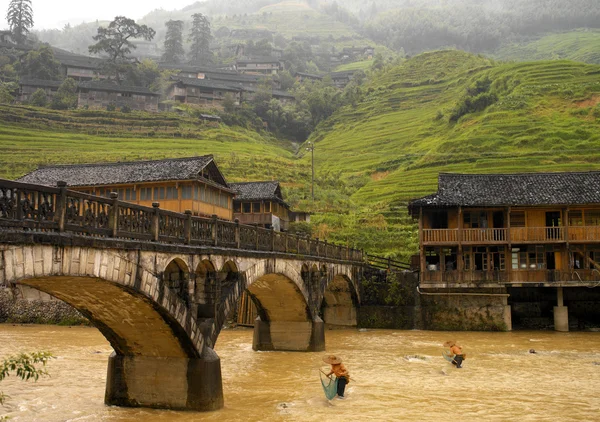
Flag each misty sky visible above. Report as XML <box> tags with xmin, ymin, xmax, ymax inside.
<box><xmin>1</xmin><ymin>0</ymin><xmax>194</xmax><ymax>29</ymax></box>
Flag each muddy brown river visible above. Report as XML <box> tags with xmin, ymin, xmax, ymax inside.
<box><xmin>1</xmin><ymin>325</ymin><xmax>599</xmax><ymax>421</ymax></box>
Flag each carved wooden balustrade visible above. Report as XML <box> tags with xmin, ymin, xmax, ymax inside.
<box><xmin>0</xmin><ymin>179</ymin><xmax>363</xmax><ymax>262</ymax></box>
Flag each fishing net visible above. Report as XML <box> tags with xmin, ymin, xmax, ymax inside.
<box><xmin>320</xmin><ymin>371</ymin><xmax>338</xmax><ymax>400</ymax></box>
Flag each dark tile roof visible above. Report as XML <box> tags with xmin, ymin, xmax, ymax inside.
<box><xmin>173</xmin><ymin>78</ymin><xmax>242</xmax><ymax>91</ymax></box>
<box><xmin>242</xmin><ymin>86</ymin><xmax>294</xmax><ymax>99</ymax></box>
<box><xmin>205</xmin><ymin>72</ymin><xmax>265</xmax><ymax>83</ymax></box>
<box><xmin>236</xmin><ymin>57</ymin><xmax>282</xmax><ymax>65</ymax></box>
<box><xmin>17</xmin><ymin>156</ymin><xmax>231</xmax><ymax>188</ymax></box>
<box><xmin>78</xmin><ymin>81</ymin><xmax>160</xmax><ymax>96</ymax></box>
<box><xmin>19</xmin><ymin>78</ymin><xmax>63</xmax><ymax>88</ymax></box>
<box><xmin>230</xmin><ymin>181</ymin><xmax>288</xmax><ymax>206</ymax></box>
<box><xmin>52</xmin><ymin>50</ymin><xmax>105</xmax><ymax>69</ymax></box>
<box><xmin>158</xmin><ymin>63</ymin><xmax>237</xmax><ymax>74</ymax></box>
<box><xmin>409</xmin><ymin>172</ymin><xmax>600</xmax><ymax>211</ymax></box>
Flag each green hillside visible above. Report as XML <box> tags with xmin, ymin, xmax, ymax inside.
<box><xmin>303</xmin><ymin>50</ymin><xmax>600</xmax><ymax>257</ymax></box>
<box><xmin>2</xmin><ymin>51</ymin><xmax>600</xmax><ymax>260</ymax></box>
<box><xmin>494</xmin><ymin>30</ymin><xmax>600</xmax><ymax>64</ymax></box>
<box><xmin>0</xmin><ymin>106</ymin><xmax>303</xmax><ymax>184</ymax></box>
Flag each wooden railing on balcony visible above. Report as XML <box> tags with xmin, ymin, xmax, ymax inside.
<box><xmin>462</xmin><ymin>228</ymin><xmax>507</xmax><ymax>243</ymax></box>
<box><xmin>568</xmin><ymin>226</ymin><xmax>600</xmax><ymax>242</ymax></box>
<box><xmin>423</xmin><ymin>226</ymin><xmax>573</xmax><ymax>244</ymax></box>
<box><xmin>421</xmin><ymin>269</ymin><xmax>600</xmax><ymax>284</ymax></box>
<box><xmin>0</xmin><ymin>179</ymin><xmax>363</xmax><ymax>263</ymax></box>
<box><xmin>422</xmin><ymin>229</ymin><xmax>458</xmax><ymax>243</ymax></box>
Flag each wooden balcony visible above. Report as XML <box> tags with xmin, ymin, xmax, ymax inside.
<box><xmin>420</xmin><ymin>226</ymin><xmax>600</xmax><ymax>245</ymax></box>
<box><xmin>421</xmin><ymin>269</ymin><xmax>600</xmax><ymax>285</ymax></box>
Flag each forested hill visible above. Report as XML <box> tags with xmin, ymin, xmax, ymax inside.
<box><xmin>304</xmin><ymin>50</ymin><xmax>600</xmax><ymax>258</ymax></box>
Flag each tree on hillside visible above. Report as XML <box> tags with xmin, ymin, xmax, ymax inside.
<box><xmin>188</xmin><ymin>13</ymin><xmax>212</xmax><ymax>65</ymax></box>
<box><xmin>6</xmin><ymin>0</ymin><xmax>34</xmax><ymax>45</ymax></box>
<box><xmin>19</xmin><ymin>45</ymin><xmax>61</xmax><ymax>80</ymax></box>
<box><xmin>51</xmin><ymin>77</ymin><xmax>77</xmax><ymax>110</ymax></box>
<box><xmin>88</xmin><ymin>16</ymin><xmax>155</xmax><ymax>83</ymax></box>
<box><xmin>162</xmin><ymin>20</ymin><xmax>185</xmax><ymax>64</ymax></box>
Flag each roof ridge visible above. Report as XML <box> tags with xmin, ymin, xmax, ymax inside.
<box><xmin>440</xmin><ymin>171</ymin><xmax>600</xmax><ymax>177</ymax></box>
<box><xmin>37</xmin><ymin>155</ymin><xmax>213</xmax><ymax>169</ymax></box>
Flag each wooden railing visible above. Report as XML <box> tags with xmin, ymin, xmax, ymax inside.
<box><xmin>568</xmin><ymin>226</ymin><xmax>600</xmax><ymax>242</ymax></box>
<box><xmin>462</xmin><ymin>228</ymin><xmax>507</xmax><ymax>243</ymax></box>
<box><xmin>365</xmin><ymin>254</ymin><xmax>412</xmax><ymax>272</ymax></box>
<box><xmin>423</xmin><ymin>226</ymin><xmax>574</xmax><ymax>244</ymax></box>
<box><xmin>0</xmin><ymin>179</ymin><xmax>363</xmax><ymax>262</ymax></box>
<box><xmin>422</xmin><ymin>229</ymin><xmax>458</xmax><ymax>243</ymax></box>
<box><xmin>421</xmin><ymin>269</ymin><xmax>600</xmax><ymax>284</ymax></box>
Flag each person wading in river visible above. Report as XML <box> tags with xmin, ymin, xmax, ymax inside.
<box><xmin>323</xmin><ymin>355</ymin><xmax>350</xmax><ymax>399</ymax></box>
<box><xmin>444</xmin><ymin>340</ymin><xmax>465</xmax><ymax>368</ymax></box>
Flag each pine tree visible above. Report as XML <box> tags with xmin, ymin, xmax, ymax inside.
<box><xmin>188</xmin><ymin>13</ymin><xmax>212</xmax><ymax>65</ymax></box>
<box><xmin>162</xmin><ymin>20</ymin><xmax>185</xmax><ymax>64</ymax></box>
<box><xmin>6</xmin><ymin>0</ymin><xmax>34</xmax><ymax>45</ymax></box>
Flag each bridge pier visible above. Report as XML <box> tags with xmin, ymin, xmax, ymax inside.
<box><xmin>105</xmin><ymin>349</ymin><xmax>224</xmax><ymax>411</ymax></box>
<box><xmin>252</xmin><ymin>316</ymin><xmax>325</xmax><ymax>352</ymax></box>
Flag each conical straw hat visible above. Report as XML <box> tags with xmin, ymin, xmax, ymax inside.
<box><xmin>322</xmin><ymin>355</ymin><xmax>342</xmax><ymax>364</ymax></box>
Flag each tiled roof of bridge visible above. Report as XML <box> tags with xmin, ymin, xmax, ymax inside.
<box><xmin>408</xmin><ymin>172</ymin><xmax>600</xmax><ymax>211</ymax></box>
<box><xmin>229</xmin><ymin>181</ymin><xmax>289</xmax><ymax>206</ymax></box>
<box><xmin>17</xmin><ymin>156</ymin><xmax>231</xmax><ymax>188</ymax></box>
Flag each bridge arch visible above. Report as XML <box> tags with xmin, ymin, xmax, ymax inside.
<box><xmin>211</xmin><ymin>258</ymin><xmax>324</xmax><ymax>351</ymax></box>
<box><xmin>195</xmin><ymin>259</ymin><xmax>216</xmax><ymax>319</ymax></box>
<box><xmin>164</xmin><ymin>257</ymin><xmax>190</xmax><ymax>304</ymax></box>
<box><xmin>0</xmin><ymin>245</ymin><xmax>222</xmax><ymax>411</ymax></box>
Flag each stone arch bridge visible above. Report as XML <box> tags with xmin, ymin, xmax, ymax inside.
<box><xmin>0</xmin><ymin>179</ymin><xmax>364</xmax><ymax>411</ymax></box>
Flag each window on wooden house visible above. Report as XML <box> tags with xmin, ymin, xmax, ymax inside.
<box><xmin>425</xmin><ymin>248</ymin><xmax>440</xmax><ymax>271</ymax></box>
<box><xmin>527</xmin><ymin>246</ymin><xmax>546</xmax><ymax>270</ymax></box>
<box><xmin>200</xmin><ymin>185</ymin><xmax>206</xmax><ymax>202</ymax></box>
<box><xmin>463</xmin><ymin>249</ymin><xmax>472</xmax><ymax>271</ymax></box>
<box><xmin>510</xmin><ymin>211</ymin><xmax>526</xmax><ymax>227</ymax></box>
<box><xmin>442</xmin><ymin>248</ymin><xmax>457</xmax><ymax>271</ymax></box>
<box><xmin>125</xmin><ymin>188</ymin><xmax>136</xmax><ymax>200</ymax></box>
<box><xmin>585</xmin><ymin>210</ymin><xmax>600</xmax><ymax>226</ymax></box>
<box><xmin>568</xmin><ymin>210</ymin><xmax>583</xmax><ymax>226</ymax></box>
<box><xmin>182</xmin><ymin>186</ymin><xmax>192</xmax><ymax>199</ymax></box>
<box><xmin>252</xmin><ymin>202</ymin><xmax>261</xmax><ymax>213</ymax></box>
<box><xmin>489</xmin><ymin>246</ymin><xmax>506</xmax><ymax>271</ymax></box>
<box><xmin>117</xmin><ymin>189</ymin><xmax>124</xmax><ymax>199</ymax></box>
<box><xmin>243</xmin><ymin>202</ymin><xmax>251</xmax><ymax>213</ymax></box>
<box><xmin>473</xmin><ymin>246</ymin><xmax>488</xmax><ymax>271</ymax></box>
<box><xmin>166</xmin><ymin>186</ymin><xmax>178</xmax><ymax>200</ymax></box>
<box><xmin>264</xmin><ymin>202</ymin><xmax>271</xmax><ymax>212</ymax></box>
<box><xmin>234</xmin><ymin>202</ymin><xmax>241</xmax><ymax>213</ymax></box>
<box><xmin>153</xmin><ymin>187</ymin><xmax>165</xmax><ymax>200</ymax></box>
<box><xmin>220</xmin><ymin>194</ymin><xmax>228</xmax><ymax>209</ymax></box>
<box><xmin>430</xmin><ymin>210</ymin><xmax>448</xmax><ymax>229</ymax></box>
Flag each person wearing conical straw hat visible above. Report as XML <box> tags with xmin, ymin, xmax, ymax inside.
<box><xmin>444</xmin><ymin>340</ymin><xmax>465</xmax><ymax>368</ymax></box>
<box><xmin>323</xmin><ymin>355</ymin><xmax>350</xmax><ymax>399</ymax></box>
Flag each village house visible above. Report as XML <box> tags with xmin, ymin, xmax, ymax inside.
<box><xmin>166</xmin><ymin>78</ymin><xmax>242</xmax><ymax>108</ymax></box>
<box><xmin>18</xmin><ymin>78</ymin><xmax>62</xmax><ymax>102</ymax></box>
<box><xmin>290</xmin><ymin>210</ymin><xmax>311</xmax><ymax>224</ymax></box>
<box><xmin>329</xmin><ymin>70</ymin><xmax>356</xmax><ymax>88</ymax></box>
<box><xmin>235</xmin><ymin>57</ymin><xmax>283</xmax><ymax>75</ymax></box>
<box><xmin>229</xmin><ymin>181</ymin><xmax>291</xmax><ymax>231</ymax></box>
<box><xmin>409</xmin><ymin>172</ymin><xmax>600</xmax><ymax>331</ymax></box>
<box><xmin>77</xmin><ymin>81</ymin><xmax>160</xmax><ymax>112</ymax></box>
<box><xmin>17</xmin><ymin>156</ymin><xmax>235</xmax><ymax>220</ymax></box>
<box><xmin>18</xmin><ymin>79</ymin><xmax>160</xmax><ymax>111</ymax></box>
<box><xmin>53</xmin><ymin>51</ymin><xmax>106</xmax><ymax>81</ymax></box>
<box><xmin>294</xmin><ymin>71</ymin><xmax>323</xmax><ymax>83</ymax></box>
